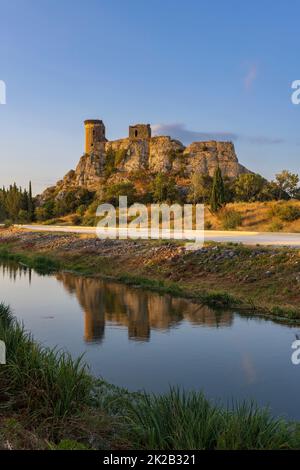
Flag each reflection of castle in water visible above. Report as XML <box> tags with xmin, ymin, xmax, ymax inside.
<box><xmin>55</xmin><ymin>273</ymin><xmax>233</xmax><ymax>343</ymax></box>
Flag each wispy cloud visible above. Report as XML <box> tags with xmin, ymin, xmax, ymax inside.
<box><xmin>244</xmin><ymin>63</ymin><xmax>258</xmax><ymax>90</ymax></box>
<box><xmin>246</xmin><ymin>136</ymin><xmax>284</xmax><ymax>145</ymax></box>
<box><xmin>152</xmin><ymin>123</ymin><xmax>284</xmax><ymax>146</ymax></box>
<box><xmin>152</xmin><ymin>123</ymin><xmax>238</xmax><ymax>144</ymax></box>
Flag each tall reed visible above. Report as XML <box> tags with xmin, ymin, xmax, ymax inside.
<box><xmin>0</xmin><ymin>303</ymin><xmax>92</xmax><ymax>418</ymax></box>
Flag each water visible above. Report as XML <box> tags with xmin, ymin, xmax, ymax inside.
<box><xmin>1</xmin><ymin>261</ymin><xmax>300</xmax><ymax>420</ymax></box>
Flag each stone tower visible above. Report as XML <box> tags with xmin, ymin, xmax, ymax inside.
<box><xmin>84</xmin><ymin>119</ymin><xmax>106</xmax><ymax>154</ymax></box>
<box><xmin>129</xmin><ymin>124</ymin><xmax>151</xmax><ymax>140</ymax></box>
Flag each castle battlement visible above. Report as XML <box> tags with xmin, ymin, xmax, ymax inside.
<box><xmin>41</xmin><ymin>119</ymin><xmax>250</xmax><ymax>196</ymax></box>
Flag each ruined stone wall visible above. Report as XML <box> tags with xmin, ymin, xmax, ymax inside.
<box><xmin>129</xmin><ymin>124</ymin><xmax>151</xmax><ymax>140</ymax></box>
<box><xmin>84</xmin><ymin>120</ymin><xmax>106</xmax><ymax>154</ymax></box>
<box><xmin>43</xmin><ymin>132</ymin><xmax>250</xmax><ymax>195</ymax></box>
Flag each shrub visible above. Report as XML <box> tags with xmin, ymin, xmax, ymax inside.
<box><xmin>219</xmin><ymin>208</ymin><xmax>242</xmax><ymax>230</ymax></box>
<box><xmin>76</xmin><ymin>204</ymin><xmax>86</xmax><ymax>216</ymax></box>
<box><xmin>275</xmin><ymin>204</ymin><xmax>300</xmax><ymax>222</ymax></box>
<box><xmin>35</xmin><ymin>206</ymin><xmax>51</xmax><ymax>221</ymax></box>
<box><xmin>3</xmin><ymin>219</ymin><xmax>13</xmax><ymax>228</ymax></box>
<box><xmin>233</xmin><ymin>173</ymin><xmax>266</xmax><ymax>202</ymax></box>
<box><xmin>70</xmin><ymin>214</ymin><xmax>82</xmax><ymax>225</ymax></box>
<box><xmin>115</xmin><ymin>148</ymin><xmax>127</xmax><ymax>166</ymax></box>
<box><xmin>82</xmin><ymin>215</ymin><xmax>96</xmax><ymax>226</ymax></box>
<box><xmin>151</xmin><ymin>174</ymin><xmax>180</xmax><ymax>203</ymax></box>
<box><xmin>104</xmin><ymin>147</ymin><xmax>117</xmax><ymax>178</ymax></box>
<box><xmin>103</xmin><ymin>182</ymin><xmax>137</xmax><ymax>205</ymax></box>
<box><xmin>17</xmin><ymin>209</ymin><xmax>29</xmax><ymax>223</ymax></box>
<box><xmin>268</xmin><ymin>220</ymin><xmax>283</xmax><ymax>232</ymax></box>
<box><xmin>188</xmin><ymin>174</ymin><xmax>212</xmax><ymax>204</ymax></box>
<box><xmin>204</xmin><ymin>220</ymin><xmax>213</xmax><ymax>230</ymax></box>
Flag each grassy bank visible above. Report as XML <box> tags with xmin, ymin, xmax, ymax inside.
<box><xmin>0</xmin><ymin>247</ymin><xmax>60</xmax><ymax>274</ymax></box>
<box><xmin>1</xmin><ymin>228</ymin><xmax>300</xmax><ymax>319</ymax></box>
<box><xmin>1</xmin><ymin>303</ymin><xmax>300</xmax><ymax>450</ymax></box>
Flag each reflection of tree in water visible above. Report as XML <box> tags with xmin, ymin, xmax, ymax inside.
<box><xmin>55</xmin><ymin>273</ymin><xmax>233</xmax><ymax>343</ymax></box>
<box><xmin>0</xmin><ymin>261</ymin><xmax>32</xmax><ymax>284</ymax></box>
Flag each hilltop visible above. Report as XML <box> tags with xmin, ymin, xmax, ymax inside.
<box><xmin>41</xmin><ymin>120</ymin><xmax>250</xmax><ymax>201</ymax></box>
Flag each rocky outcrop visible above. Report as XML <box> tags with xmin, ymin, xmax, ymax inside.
<box><xmin>42</xmin><ymin>129</ymin><xmax>251</xmax><ymax>197</ymax></box>
<box><xmin>183</xmin><ymin>141</ymin><xmax>249</xmax><ymax>178</ymax></box>
<box><xmin>149</xmin><ymin>136</ymin><xmax>185</xmax><ymax>173</ymax></box>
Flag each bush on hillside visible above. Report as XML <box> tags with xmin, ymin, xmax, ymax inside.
<box><xmin>268</xmin><ymin>220</ymin><xmax>284</xmax><ymax>232</ymax></box>
<box><xmin>103</xmin><ymin>182</ymin><xmax>137</xmax><ymax>205</ymax></box>
<box><xmin>219</xmin><ymin>208</ymin><xmax>242</xmax><ymax>230</ymax></box>
<box><xmin>269</xmin><ymin>203</ymin><xmax>300</xmax><ymax>222</ymax></box>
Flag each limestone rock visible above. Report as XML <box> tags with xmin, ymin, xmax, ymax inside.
<box><xmin>149</xmin><ymin>136</ymin><xmax>184</xmax><ymax>173</ymax></box>
<box><xmin>41</xmin><ymin>123</ymin><xmax>251</xmax><ymax>198</ymax></box>
<box><xmin>183</xmin><ymin>141</ymin><xmax>246</xmax><ymax>178</ymax></box>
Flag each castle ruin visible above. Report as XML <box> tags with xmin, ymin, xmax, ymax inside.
<box><xmin>44</xmin><ymin>119</ymin><xmax>250</xmax><ymax>195</ymax></box>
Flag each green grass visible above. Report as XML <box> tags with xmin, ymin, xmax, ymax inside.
<box><xmin>117</xmin><ymin>274</ymin><xmax>184</xmax><ymax>296</ymax></box>
<box><xmin>96</xmin><ymin>386</ymin><xmax>300</xmax><ymax>450</ymax></box>
<box><xmin>0</xmin><ymin>247</ymin><xmax>60</xmax><ymax>274</ymax></box>
<box><xmin>0</xmin><ymin>303</ymin><xmax>92</xmax><ymax>419</ymax></box>
<box><xmin>134</xmin><ymin>392</ymin><xmax>293</xmax><ymax>449</ymax></box>
<box><xmin>1</xmin><ymin>303</ymin><xmax>300</xmax><ymax>449</ymax></box>
<box><xmin>116</xmin><ymin>274</ymin><xmax>239</xmax><ymax>308</ymax></box>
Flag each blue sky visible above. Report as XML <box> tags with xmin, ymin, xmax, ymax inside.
<box><xmin>0</xmin><ymin>0</ymin><xmax>299</xmax><ymax>193</ymax></box>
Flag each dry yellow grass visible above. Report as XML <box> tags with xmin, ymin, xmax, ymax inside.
<box><xmin>205</xmin><ymin>201</ymin><xmax>300</xmax><ymax>232</ymax></box>
<box><xmin>42</xmin><ymin>201</ymin><xmax>300</xmax><ymax>233</ymax></box>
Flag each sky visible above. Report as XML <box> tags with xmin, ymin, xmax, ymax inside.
<box><xmin>0</xmin><ymin>0</ymin><xmax>299</xmax><ymax>194</ymax></box>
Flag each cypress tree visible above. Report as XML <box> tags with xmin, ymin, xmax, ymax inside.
<box><xmin>210</xmin><ymin>166</ymin><xmax>225</xmax><ymax>213</ymax></box>
<box><xmin>28</xmin><ymin>181</ymin><xmax>34</xmax><ymax>221</ymax></box>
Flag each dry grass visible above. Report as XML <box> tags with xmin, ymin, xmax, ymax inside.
<box><xmin>46</xmin><ymin>201</ymin><xmax>300</xmax><ymax>233</ymax></box>
<box><xmin>205</xmin><ymin>201</ymin><xmax>300</xmax><ymax>232</ymax></box>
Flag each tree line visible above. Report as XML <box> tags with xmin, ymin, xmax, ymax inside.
<box><xmin>0</xmin><ymin>182</ymin><xmax>34</xmax><ymax>223</ymax></box>
<box><xmin>1</xmin><ymin>169</ymin><xmax>299</xmax><ymax>225</ymax></box>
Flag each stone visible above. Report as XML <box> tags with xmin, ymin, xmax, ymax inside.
<box><xmin>40</xmin><ymin>120</ymin><xmax>252</xmax><ymax>197</ymax></box>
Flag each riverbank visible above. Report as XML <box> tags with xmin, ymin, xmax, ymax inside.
<box><xmin>1</xmin><ymin>303</ymin><xmax>299</xmax><ymax>450</ymax></box>
<box><xmin>0</xmin><ymin>227</ymin><xmax>300</xmax><ymax>319</ymax></box>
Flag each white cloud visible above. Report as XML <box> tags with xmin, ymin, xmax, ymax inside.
<box><xmin>152</xmin><ymin>123</ymin><xmax>284</xmax><ymax>146</ymax></box>
<box><xmin>152</xmin><ymin>123</ymin><xmax>237</xmax><ymax>144</ymax></box>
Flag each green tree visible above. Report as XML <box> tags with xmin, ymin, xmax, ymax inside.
<box><xmin>103</xmin><ymin>182</ymin><xmax>137</xmax><ymax>205</ymax></box>
<box><xmin>210</xmin><ymin>167</ymin><xmax>225</xmax><ymax>213</ymax></box>
<box><xmin>0</xmin><ymin>183</ymin><xmax>36</xmax><ymax>222</ymax></box>
<box><xmin>188</xmin><ymin>173</ymin><xmax>212</xmax><ymax>204</ymax></box>
<box><xmin>275</xmin><ymin>170</ymin><xmax>299</xmax><ymax>199</ymax></box>
<box><xmin>18</xmin><ymin>209</ymin><xmax>29</xmax><ymax>222</ymax></box>
<box><xmin>104</xmin><ymin>147</ymin><xmax>117</xmax><ymax>178</ymax></box>
<box><xmin>27</xmin><ymin>181</ymin><xmax>34</xmax><ymax>221</ymax></box>
<box><xmin>5</xmin><ymin>184</ymin><xmax>22</xmax><ymax>221</ymax></box>
<box><xmin>35</xmin><ymin>206</ymin><xmax>51</xmax><ymax>221</ymax></box>
<box><xmin>259</xmin><ymin>181</ymin><xmax>287</xmax><ymax>201</ymax></box>
<box><xmin>151</xmin><ymin>173</ymin><xmax>179</xmax><ymax>203</ymax></box>
<box><xmin>233</xmin><ymin>173</ymin><xmax>266</xmax><ymax>202</ymax></box>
